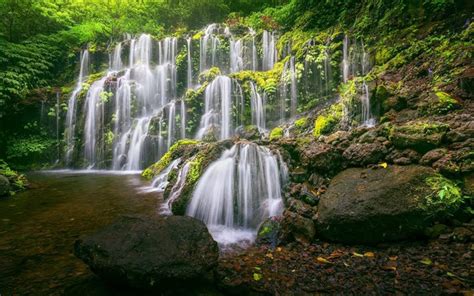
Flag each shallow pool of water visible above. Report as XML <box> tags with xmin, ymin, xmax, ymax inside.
<box><xmin>0</xmin><ymin>171</ymin><xmax>160</xmax><ymax>295</ymax></box>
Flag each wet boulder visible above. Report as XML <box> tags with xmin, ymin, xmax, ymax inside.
<box><xmin>279</xmin><ymin>210</ymin><xmax>316</xmax><ymax>245</ymax></box>
<box><xmin>300</xmin><ymin>142</ymin><xmax>343</xmax><ymax>174</ymax></box>
<box><xmin>0</xmin><ymin>175</ymin><xmax>10</xmax><ymax>196</ymax></box>
<box><xmin>342</xmin><ymin>143</ymin><xmax>387</xmax><ymax>166</ymax></box>
<box><xmin>74</xmin><ymin>215</ymin><xmax>218</xmax><ymax>291</ymax></box>
<box><xmin>317</xmin><ymin>165</ymin><xmax>439</xmax><ymax>244</ymax></box>
<box><xmin>389</xmin><ymin>121</ymin><xmax>449</xmax><ymax>153</ymax></box>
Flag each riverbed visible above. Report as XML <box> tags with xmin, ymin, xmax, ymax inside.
<box><xmin>0</xmin><ymin>171</ymin><xmax>160</xmax><ymax>295</ymax></box>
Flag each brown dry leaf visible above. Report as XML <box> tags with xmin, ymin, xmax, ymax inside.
<box><xmin>265</xmin><ymin>253</ymin><xmax>273</xmax><ymax>260</ymax></box>
<box><xmin>328</xmin><ymin>249</ymin><xmax>345</xmax><ymax>259</ymax></box>
<box><xmin>389</xmin><ymin>256</ymin><xmax>398</xmax><ymax>261</ymax></box>
<box><xmin>317</xmin><ymin>257</ymin><xmax>332</xmax><ymax>264</ymax></box>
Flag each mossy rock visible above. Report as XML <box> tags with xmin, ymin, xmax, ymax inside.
<box><xmin>269</xmin><ymin>127</ymin><xmax>284</xmax><ymax>141</ymax></box>
<box><xmin>313</xmin><ymin>103</ymin><xmax>343</xmax><ymax>138</ymax></box>
<box><xmin>170</xmin><ymin>140</ymin><xmax>234</xmax><ymax>215</ymax></box>
<box><xmin>389</xmin><ymin>121</ymin><xmax>450</xmax><ymax>153</ymax></box>
<box><xmin>317</xmin><ymin>165</ymin><xmax>459</xmax><ymax>244</ymax></box>
<box><xmin>419</xmin><ymin>91</ymin><xmax>460</xmax><ymax>115</ymax></box>
<box><xmin>142</xmin><ymin>139</ymin><xmax>200</xmax><ymax>180</ymax></box>
<box><xmin>198</xmin><ymin>67</ymin><xmax>221</xmax><ymax>84</ymax></box>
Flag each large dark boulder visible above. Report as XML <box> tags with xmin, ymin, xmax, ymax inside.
<box><xmin>74</xmin><ymin>215</ymin><xmax>218</xmax><ymax>291</ymax></box>
<box><xmin>0</xmin><ymin>175</ymin><xmax>10</xmax><ymax>196</ymax></box>
<box><xmin>317</xmin><ymin>165</ymin><xmax>438</xmax><ymax>244</ymax></box>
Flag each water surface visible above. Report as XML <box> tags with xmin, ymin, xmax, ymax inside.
<box><xmin>0</xmin><ymin>171</ymin><xmax>159</xmax><ymax>295</ymax></box>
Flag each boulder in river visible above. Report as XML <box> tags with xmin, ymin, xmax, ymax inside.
<box><xmin>74</xmin><ymin>215</ymin><xmax>218</xmax><ymax>291</ymax></box>
<box><xmin>317</xmin><ymin>165</ymin><xmax>441</xmax><ymax>244</ymax></box>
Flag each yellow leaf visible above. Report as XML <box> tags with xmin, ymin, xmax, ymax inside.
<box><xmin>265</xmin><ymin>253</ymin><xmax>273</xmax><ymax>259</ymax></box>
<box><xmin>276</xmin><ymin>247</ymin><xmax>282</xmax><ymax>252</ymax></box>
<box><xmin>420</xmin><ymin>258</ymin><xmax>432</xmax><ymax>265</ymax></box>
<box><xmin>379</xmin><ymin>162</ymin><xmax>388</xmax><ymax>168</ymax></box>
<box><xmin>352</xmin><ymin>252</ymin><xmax>364</xmax><ymax>257</ymax></box>
<box><xmin>317</xmin><ymin>257</ymin><xmax>331</xmax><ymax>264</ymax></box>
<box><xmin>389</xmin><ymin>256</ymin><xmax>398</xmax><ymax>261</ymax></box>
<box><xmin>364</xmin><ymin>252</ymin><xmax>375</xmax><ymax>258</ymax></box>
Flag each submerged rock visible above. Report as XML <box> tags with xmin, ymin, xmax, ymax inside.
<box><xmin>74</xmin><ymin>215</ymin><xmax>218</xmax><ymax>291</ymax></box>
<box><xmin>317</xmin><ymin>165</ymin><xmax>439</xmax><ymax>244</ymax></box>
<box><xmin>0</xmin><ymin>175</ymin><xmax>10</xmax><ymax>196</ymax></box>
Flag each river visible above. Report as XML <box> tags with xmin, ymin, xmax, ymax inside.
<box><xmin>0</xmin><ymin>171</ymin><xmax>160</xmax><ymax>295</ymax></box>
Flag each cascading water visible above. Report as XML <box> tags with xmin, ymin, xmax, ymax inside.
<box><xmin>186</xmin><ymin>142</ymin><xmax>287</xmax><ymax>244</ymax></box>
<box><xmin>186</xmin><ymin>37</ymin><xmax>192</xmax><ymax>89</ymax></box>
<box><xmin>195</xmin><ymin>75</ymin><xmax>233</xmax><ymax>140</ymax></box>
<box><xmin>64</xmin><ymin>49</ymin><xmax>89</xmax><ymax>165</ymax></box>
<box><xmin>83</xmin><ymin>76</ymin><xmax>109</xmax><ymax>169</ymax></box>
<box><xmin>340</xmin><ymin>35</ymin><xmax>375</xmax><ymax>127</ymax></box>
<box><xmin>262</xmin><ymin>30</ymin><xmax>278</xmax><ymax>71</ymax></box>
<box><xmin>161</xmin><ymin>161</ymin><xmax>191</xmax><ymax>215</ymax></box>
<box><xmin>200</xmin><ymin>24</ymin><xmax>220</xmax><ymax>73</ymax></box>
<box><xmin>249</xmin><ymin>82</ymin><xmax>266</xmax><ymax>131</ymax></box>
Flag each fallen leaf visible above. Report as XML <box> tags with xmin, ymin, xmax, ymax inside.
<box><xmin>317</xmin><ymin>257</ymin><xmax>331</xmax><ymax>264</ymax></box>
<box><xmin>420</xmin><ymin>258</ymin><xmax>432</xmax><ymax>265</ymax></box>
<box><xmin>352</xmin><ymin>252</ymin><xmax>364</xmax><ymax>257</ymax></box>
<box><xmin>389</xmin><ymin>256</ymin><xmax>398</xmax><ymax>261</ymax></box>
<box><xmin>276</xmin><ymin>247</ymin><xmax>282</xmax><ymax>252</ymax></box>
<box><xmin>379</xmin><ymin>162</ymin><xmax>388</xmax><ymax>168</ymax></box>
<box><xmin>265</xmin><ymin>253</ymin><xmax>273</xmax><ymax>259</ymax></box>
<box><xmin>364</xmin><ymin>252</ymin><xmax>375</xmax><ymax>258</ymax></box>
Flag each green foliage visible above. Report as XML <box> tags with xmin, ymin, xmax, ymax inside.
<box><xmin>424</xmin><ymin>175</ymin><xmax>468</xmax><ymax>216</ymax></box>
<box><xmin>269</xmin><ymin>127</ymin><xmax>283</xmax><ymax>141</ymax></box>
<box><xmin>433</xmin><ymin>91</ymin><xmax>459</xmax><ymax>114</ymax></box>
<box><xmin>6</xmin><ymin>135</ymin><xmax>55</xmax><ymax>163</ymax></box>
<box><xmin>0</xmin><ymin>159</ymin><xmax>27</xmax><ymax>192</ymax></box>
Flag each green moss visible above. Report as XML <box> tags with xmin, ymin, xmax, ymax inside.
<box><xmin>269</xmin><ymin>127</ymin><xmax>283</xmax><ymax>141</ymax></box>
<box><xmin>142</xmin><ymin>139</ymin><xmax>199</xmax><ymax>180</ymax></box>
<box><xmin>294</xmin><ymin>116</ymin><xmax>308</xmax><ymax>129</ymax></box>
<box><xmin>313</xmin><ymin>103</ymin><xmax>343</xmax><ymax>138</ymax></box>
<box><xmin>433</xmin><ymin>91</ymin><xmax>459</xmax><ymax>114</ymax></box>
<box><xmin>198</xmin><ymin>67</ymin><xmax>221</xmax><ymax>84</ymax></box>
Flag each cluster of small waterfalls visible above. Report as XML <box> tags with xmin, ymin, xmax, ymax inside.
<box><xmin>62</xmin><ymin>24</ymin><xmax>376</xmax><ymax>244</ymax></box>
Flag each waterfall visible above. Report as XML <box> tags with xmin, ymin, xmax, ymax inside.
<box><xmin>230</xmin><ymin>38</ymin><xmax>243</xmax><ymax>73</ymax></box>
<box><xmin>111</xmin><ymin>42</ymin><xmax>123</xmax><ymax>71</ymax></box>
<box><xmin>125</xmin><ymin>117</ymin><xmax>151</xmax><ymax>171</ymax></box>
<box><xmin>148</xmin><ymin>158</ymin><xmax>181</xmax><ymax>192</ymax></box>
<box><xmin>279</xmin><ymin>57</ymin><xmax>298</xmax><ymax>121</ymax></box>
<box><xmin>200</xmin><ymin>24</ymin><xmax>220</xmax><ymax>73</ymax></box>
<box><xmin>167</xmin><ymin>101</ymin><xmax>176</xmax><ymax>149</ymax></box>
<box><xmin>83</xmin><ymin>76</ymin><xmax>108</xmax><ymax>169</ymax></box>
<box><xmin>195</xmin><ymin>75</ymin><xmax>233</xmax><ymax>140</ymax></box>
<box><xmin>64</xmin><ymin>49</ymin><xmax>89</xmax><ymax>165</ymax></box>
<box><xmin>111</xmin><ymin>70</ymin><xmax>132</xmax><ymax>170</ymax></box>
<box><xmin>342</xmin><ymin>35</ymin><xmax>350</xmax><ymax>83</ymax></box>
<box><xmin>289</xmin><ymin>56</ymin><xmax>298</xmax><ymax>117</ymax></box>
<box><xmin>250</xmin><ymin>28</ymin><xmax>258</xmax><ymax>71</ymax></box>
<box><xmin>186</xmin><ymin>37</ymin><xmax>192</xmax><ymax>88</ymax></box>
<box><xmin>161</xmin><ymin>161</ymin><xmax>191</xmax><ymax>215</ymax></box>
<box><xmin>262</xmin><ymin>31</ymin><xmax>277</xmax><ymax>71</ymax></box>
<box><xmin>55</xmin><ymin>92</ymin><xmax>60</xmax><ymax>162</ymax></box>
<box><xmin>249</xmin><ymin>82</ymin><xmax>266</xmax><ymax>131</ymax></box>
<box><xmin>186</xmin><ymin>143</ymin><xmax>287</xmax><ymax>244</ymax></box>
<box><xmin>180</xmin><ymin>100</ymin><xmax>186</xmax><ymax>138</ymax></box>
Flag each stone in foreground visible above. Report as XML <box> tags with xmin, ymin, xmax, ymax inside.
<box><xmin>74</xmin><ymin>215</ymin><xmax>218</xmax><ymax>291</ymax></box>
<box><xmin>317</xmin><ymin>165</ymin><xmax>438</xmax><ymax>244</ymax></box>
